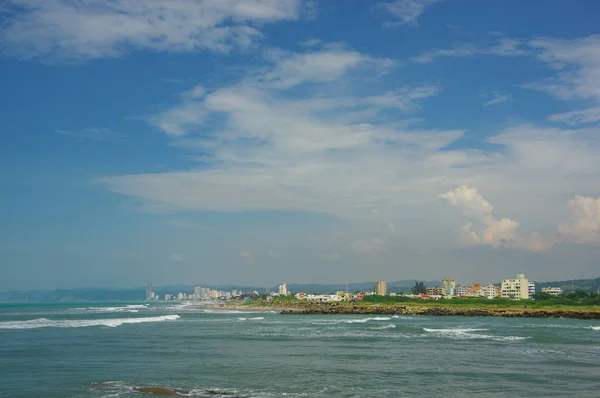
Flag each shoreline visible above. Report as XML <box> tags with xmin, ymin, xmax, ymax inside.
<box><xmin>217</xmin><ymin>302</ymin><xmax>600</xmax><ymax>320</ymax></box>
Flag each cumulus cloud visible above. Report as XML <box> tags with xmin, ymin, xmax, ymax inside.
<box><xmin>440</xmin><ymin>185</ymin><xmax>555</xmax><ymax>251</ymax></box>
<box><xmin>1</xmin><ymin>0</ymin><xmax>303</xmax><ymax>62</ymax></box>
<box><xmin>558</xmin><ymin>196</ymin><xmax>600</xmax><ymax>245</ymax></box>
<box><xmin>376</xmin><ymin>0</ymin><xmax>442</xmax><ymax>27</ymax></box>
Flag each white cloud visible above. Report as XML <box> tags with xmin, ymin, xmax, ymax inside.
<box><xmin>1</xmin><ymin>0</ymin><xmax>303</xmax><ymax>62</ymax></box>
<box><xmin>387</xmin><ymin>220</ymin><xmax>397</xmax><ymax>234</ymax></box>
<box><xmin>298</xmin><ymin>38</ymin><xmax>321</xmax><ymax>47</ymax></box>
<box><xmin>558</xmin><ymin>196</ymin><xmax>600</xmax><ymax>245</ymax></box>
<box><xmin>440</xmin><ymin>185</ymin><xmax>555</xmax><ymax>251</ymax></box>
<box><xmin>412</xmin><ymin>37</ymin><xmax>526</xmax><ymax>64</ymax></box>
<box><xmin>482</xmin><ymin>93</ymin><xmax>513</xmax><ymax>107</ymax></box>
<box><xmin>240</xmin><ymin>251</ymin><xmax>252</xmax><ymax>257</ymax></box>
<box><xmin>377</xmin><ymin>0</ymin><xmax>442</xmax><ymax>27</ymax></box>
<box><xmin>267</xmin><ymin>250</ymin><xmax>280</xmax><ymax>257</ymax></box>
<box><xmin>170</xmin><ymin>254</ymin><xmax>182</xmax><ymax>261</ymax></box>
<box><xmin>56</xmin><ymin>127</ymin><xmax>115</xmax><ymax>141</ymax></box>
<box><xmin>548</xmin><ymin>107</ymin><xmax>600</xmax><ymax>125</ymax></box>
<box><xmin>527</xmin><ymin>35</ymin><xmax>600</xmax><ymax>102</ymax></box>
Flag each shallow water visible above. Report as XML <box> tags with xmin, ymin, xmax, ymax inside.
<box><xmin>1</xmin><ymin>302</ymin><xmax>599</xmax><ymax>397</ymax></box>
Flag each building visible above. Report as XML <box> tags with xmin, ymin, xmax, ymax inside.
<box><xmin>164</xmin><ymin>294</ymin><xmax>171</xmax><ymax>301</ymax></box>
<box><xmin>146</xmin><ymin>282</ymin><xmax>153</xmax><ymax>301</ymax></box>
<box><xmin>542</xmin><ymin>287</ymin><xmax>563</xmax><ymax>296</ymax></box>
<box><xmin>375</xmin><ymin>280</ymin><xmax>387</xmax><ymax>296</ymax></box>
<box><xmin>455</xmin><ymin>285</ymin><xmax>468</xmax><ymax>297</ymax></box>
<box><xmin>467</xmin><ymin>284</ymin><xmax>482</xmax><ymax>297</ymax></box>
<box><xmin>501</xmin><ymin>274</ymin><xmax>529</xmax><ymax>300</ymax></box>
<box><xmin>194</xmin><ymin>286</ymin><xmax>201</xmax><ymax>299</ymax></box>
<box><xmin>528</xmin><ymin>282</ymin><xmax>536</xmax><ymax>298</ymax></box>
<box><xmin>279</xmin><ymin>283</ymin><xmax>288</xmax><ymax>295</ymax></box>
<box><xmin>441</xmin><ymin>277</ymin><xmax>456</xmax><ymax>297</ymax></box>
<box><xmin>480</xmin><ymin>284</ymin><xmax>499</xmax><ymax>299</ymax></box>
<box><xmin>426</xmin><ymin>286</ymin><xmax>443</xmax><ymax>296</ymax></box>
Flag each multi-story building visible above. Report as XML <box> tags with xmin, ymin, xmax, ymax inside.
<box><xmin>164</xmin><ymin>294</ymin><xmax>171</xmax><ymax>301</ymax></box>
<box><xmin>279</xmin><ymin>283</ymin><xmax>288</xmax><ymax>295</ymax></box>
<box><xmin>480</xmin><ymin>284</ymin><xmax>499</xmax><ymax>299</ymax></box>
<box><xmin>375</xmin><ymin>280</ymin><xmax>387</xmax><ymax>296</ymax></box>
<box><xmin>528</xmin><ymin>282</ymin><xmax>536</xmax><ymax>298</ymax></box>
<box><xmin>426</xmin><ymin>286</ymin><xmax>443</xmax><ymax>296</ymax></box>
<box><xmin>441</xmin><ymin>277</ymin><xmax>456</xmax><ymax>297</ymax></box>
<box><xmin>146</xmin><ymin>282</ymin><xmax>153</xmax><ymax>301</ymax></box>
<box><xmin>501</xmin><ymin>274</ymin><xmax>529</xmax><ymax>300</ymax></box>
<box><xmin>194</xmin><ymin>286</ymin><xmax>201</xmax><ymax>298</ymax></box>
<box><xmin>455</xmin><ymin>285</ymin><xmax>468</xmax><ymax>297</ymax></box>
<box><xmin>542</xmin><ymin>287</ymin><xmax>563</xmax><ymax>296</ymax></box>
<box><xmin>467</xmin><ymin>284</ymin><xmax>482</xmax><ymax>297</ymax></box>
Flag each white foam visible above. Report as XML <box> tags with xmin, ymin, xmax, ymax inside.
<box><xmin>423</xmin><ymin>327</ymin><xmax>528</xmax><ymax>341</ymax></box>
<box><xmin>238</xmin><ymin>317</ymin><xmax>264</xmax><ymax>321</ymax></box>
<box><xmin>424</xmin><ymin>328</ymin><xmax>488</xmax><ymax>333</ymax></box>
<box><xmin>376</xmin><ymin>324</ymin><xmax>396</xmax><ymax>329</ymax></box>
<box><xmin>76</xmin><ymin>304</ymin><xmax>149</xmax><ymax>314</ymax></box>
<box><xmin>587</xmin><ymin>326</ymin><xmax>600</xmax><ymax>331</ymax></box>
<box><xmin>0</xmin><ymin>315</ymin><xmax>180</xmax><ymax>329</ymax></box>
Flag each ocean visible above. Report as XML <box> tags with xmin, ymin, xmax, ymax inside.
<box><xmin>0</xmin><ymin>302</ymin><xmax>599</xmax><ymax>397</ymax></box>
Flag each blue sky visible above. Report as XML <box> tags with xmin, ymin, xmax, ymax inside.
<box><xmin>1</xmin><ymin>0</ymin><xmax>600</xmax><ymax>290</ymax></box>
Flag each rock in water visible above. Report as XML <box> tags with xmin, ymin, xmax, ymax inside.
<box><xmin>133</xmin><ymin>386</ymin><xmax>179</xmax><ymax>395</ymax></box>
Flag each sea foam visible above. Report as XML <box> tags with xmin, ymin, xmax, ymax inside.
<box><xmin>423</xmin><ymin>327</ymin><xmax>528</xmax><ymax>341</ymax></box>
<box><xmin>0</xmin><ymin>315</ymin><xmax>180</xmax><ymax>329</ymax></box>
<box><xmin>587</xmin><ymin>326</ymin><xmax>600</xmax><ymax>331</ymax></box>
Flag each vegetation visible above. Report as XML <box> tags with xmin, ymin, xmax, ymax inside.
<box><xmin>363</xmin><ymin>291</ymin><xmax>600</xmax><ymax>308</ymax></box>
<box><xmin>411</xmin><ymin>281</ymin><xmax>426</xmax><ymax>294</ymax></box>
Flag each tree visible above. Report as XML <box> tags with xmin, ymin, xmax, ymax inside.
<box><xmin>532</xmin><ymin>292</ymin><xmax>553</xmax><ymax>301</ymax></box>
<box><xmin>412</xmin><ymin>281</ymin><xmax>426</xmax><ymax>294</ymax></box>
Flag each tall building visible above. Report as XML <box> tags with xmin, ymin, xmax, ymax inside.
<box><xmin>146</xmin><ymin>282</ymin><xmax>153</xmax><ymax>301</ymax></box>
<box><xmin>528</xmin><ymin>282</ymin><xmax>536</xmax><ymax>298</ymax></box>
<box><xmin>279</xmin><ymin>283</ymin><xmax>288</xmax><ymax>295</ymax></box>
<box><xmin>501</xmin><ymin>274</ymin><xmax>529</xmax><ymax>300</ymax></box>
<box><xmin>441</xmin><ymin>277</ymin><xmax>456</xmax><ymax>297</ymax></box>
<box><xmin>194</xmin><ymin>286</ymin><xmax>201</xmax><ymax>299</ymax></box>
<box><xmin>375</xmin><ymin>280</ymin><xmax>387</xmax><ymax>296</ymax></box>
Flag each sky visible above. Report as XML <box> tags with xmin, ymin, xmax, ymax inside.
<box><xmin>1</xmin><ymin>0</ymin><xmax>600</xmax><ymax>290</ymax></box>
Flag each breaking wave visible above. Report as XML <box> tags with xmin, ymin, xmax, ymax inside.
<box><xmin>423</xmin><ymin>327</ymin><xmax>528</xmax><ymax>341</ymax></box>
<box><xmin>237</xmin><ymin>317</ymin><xmax>264</xmax><ymax>321</ymax></box>
<box><xmin>0</xmin><ymin>315</ymin><xmax>180</xmax><ymax>329</ymax></box>
<box><xmin>75</xmin><ymin>304</ymin><xmax>149</xmax><ymax>314</ymax></box>
<box><xmin>587</xmin><ymin>326</ymin><xmax>600</xmax><ymax>331</ymax></box>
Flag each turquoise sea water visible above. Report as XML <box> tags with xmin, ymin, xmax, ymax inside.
<box><xmin>0</xmin><ymin>302</ymin><xmax>599</xmax><ymax>397</ymax></box>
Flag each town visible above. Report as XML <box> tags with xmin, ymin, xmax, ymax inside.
<box><xmin>145</xmin><ymin>274</ymin><xmax>566</xmax><ymax>303</ymax></box>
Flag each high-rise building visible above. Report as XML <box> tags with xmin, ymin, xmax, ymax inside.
<box><xmin>528</xmin><ymin>282</ymin><xmax>536</xmax><ymax>298</ymax></box>
<box><xmin>194</xmin><ymin>286</ymin><xmax>201</xmax><ymax>299</ymax></box>
<box><xmin>146</xmin><ymin>282</ymin><xmax>153</xmax><ymax>301</ymax></box>
<box><xmin>375</xmin><ymin>280</ymin><xmax>387</xmax><ymax>296</ymax></box>
<box><xmin>279</xmin><ymin>283</ymin><xmax>288</xmax><ymax>295</ymax></box>
<box><xmin>501</xmin><ymin>274</ymin><xmax>529</xmax><ymax>300</ymax></box>
<box><xmin>441</xmin><ymin>277</ymin><xmax>456</xmax><ymax>297</ymax></box>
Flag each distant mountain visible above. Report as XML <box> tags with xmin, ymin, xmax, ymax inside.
<box><xmin>534</xmin><ymin>277</ymin><xmax>600</xmax><ymax>294</ymax></box>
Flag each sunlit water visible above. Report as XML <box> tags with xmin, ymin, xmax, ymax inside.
<box><xmin>1</xmin><ymin>302</ymin><xmax>599</xmax><ymax>397</ymax></box>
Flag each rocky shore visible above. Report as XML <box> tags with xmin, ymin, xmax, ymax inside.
<box><xmin>227</xmin><ymin>302</ymin><xmax>600</xmax><ymax>320</ymax></box>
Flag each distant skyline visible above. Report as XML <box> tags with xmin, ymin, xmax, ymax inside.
<box><xmin>1</xmin><ymin>0</ymin><xmax>600</xmax><ymax>290</ymax></box>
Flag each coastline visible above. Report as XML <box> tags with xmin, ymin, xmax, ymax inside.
<box><xmin>217</xmin><ymin>302</ymin><xmax>600</xmax><ymax>320</ymax></box>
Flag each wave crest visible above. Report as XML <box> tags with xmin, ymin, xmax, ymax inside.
<box><xmin>0</xmin><ymin>315</ymin><xmax>180</xmax><ymax>329</ymax></box>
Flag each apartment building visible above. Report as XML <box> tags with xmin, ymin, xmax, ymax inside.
<box><xmin>501</xmin><ymin>274</ymin><xmax>529</xmax><ymax>300</ymax></box>
<box><xmin>375</xmin><ymin>280</ymin><xmax>387</xmax><ymax>296</ymax></box>
<box><xmin>541</xmin><ymin>287</ymin><xmax>563</xmax><ymax>296</ymax></box>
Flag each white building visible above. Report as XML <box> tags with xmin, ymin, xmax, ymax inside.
<box><xmin>279</xmin><ymin>283</ymin><xmax>288</xmax><ymax>295</ymax></box>
<box><xmin>480</xmin><ymin>284</ymin><xmax>499</xmax><ymax>299</ymax></box>
<box><xmin>441</xmin><ymin>277</ymin><xmax>456</xmax><ymax>297</ymax></box>
<box><xmin>501</xmin><ymin>274</ymin><xmax>529</xmax><ymax>300</ymax></box>
<box><xmin>164</xmin><ymin>294</ymin><xmax>171</xmax><ymax>300</ymax></box>
<box><xmin>177</xmin><ymin>292</ymin><xmax>184</xmax><ymax>300</ymax></box>
<box><xmin>542</xmin><ymin>287</ymin><xmax>563</xmax><ymax>296</ymax></box>
<box><xmin>528</xmin><ymin>282</ymin><xmax>536</xmax><ymax>298</ymax></box>
<box><xmin>375</xmin><ymin>280</ymin><xmax>387</xmax><ymax>296</ymax></box>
